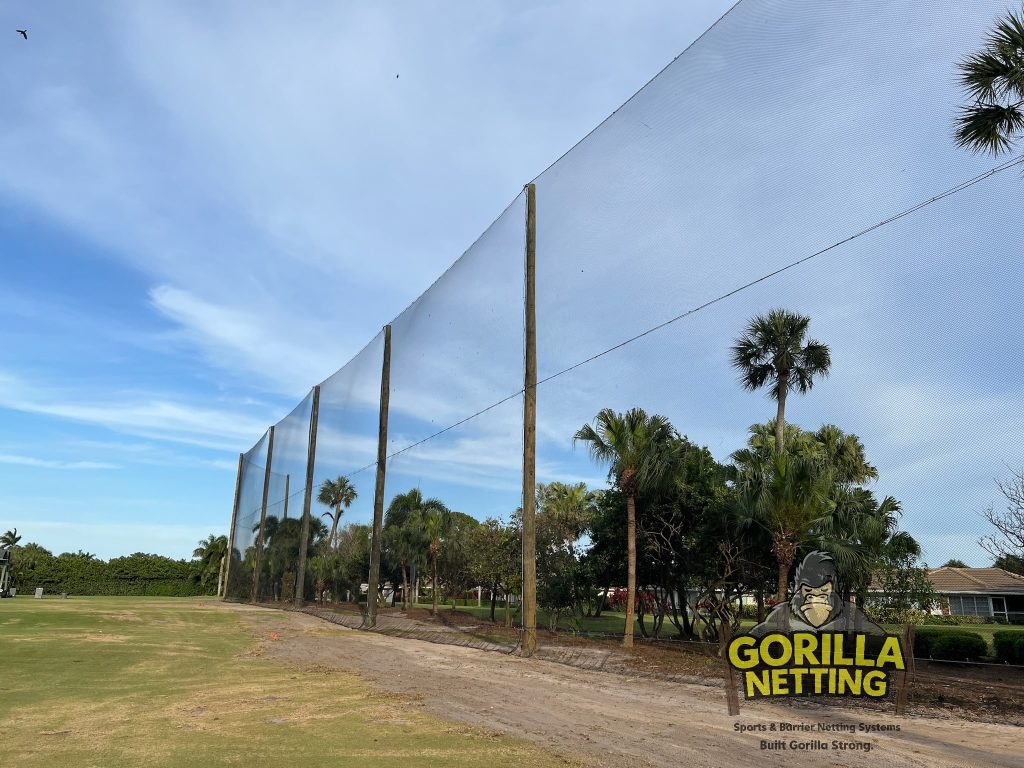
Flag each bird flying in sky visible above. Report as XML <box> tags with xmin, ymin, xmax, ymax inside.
<box><xmin>17</xmin><ymin>29</ymin><xmax>28</xmax><ymax>40</ymax></box>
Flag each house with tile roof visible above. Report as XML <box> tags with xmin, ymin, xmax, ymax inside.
<box><xmin>926</xmin><ymin>567</ymin><xmax>1024</xmax><ymax>623</ymax></box>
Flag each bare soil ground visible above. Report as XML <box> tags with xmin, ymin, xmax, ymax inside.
<box><xmin>225</xmin><ymin>603</ymin><xmax>1022</xmax><ymax>768</ymax></box>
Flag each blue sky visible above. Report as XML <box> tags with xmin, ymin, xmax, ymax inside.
<box><xmin>2</xmin><ymin>1</ymin><xmax>1021</xmax><ymax>567</ymax></box>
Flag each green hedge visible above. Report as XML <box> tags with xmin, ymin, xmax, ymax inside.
<box><xmin>913</xmin><ymin>628</ymin><xmax>988</xmax><ymax>660</ymax></box>
<box><xmin>22</xmin><ymin>579</ymin><xmax>209</xmax><ymax>597</ymax></box>
<box><xmin>913</xmin><ymin>628</ymin><xmax>988</xmax><ymax>661</ymax></box>
<box><xmin>9</xmin><ymin>548</ymin><xmax>215</xmax><ymax>597</ymax></box>
<box><xmin>993</xmin><ymin>630</ymin><xmax>1024</xmax><ymax>665</ymax></box>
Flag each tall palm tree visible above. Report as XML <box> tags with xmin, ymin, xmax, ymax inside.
<box><xmin>574</xmin><ymin>408</ymin><xmax>679</xmax><ymax>648</ymax></box>
<box><xmin>734</xmin><ymin>450</ymin><xmax>834</xmax><ymax>601</ymax></box>
<box><xmin>421</xmin><ymin>504</ymin><xmax>451</xmax><ymax>615</ymax></box>
<box><xmin>387</xmin><ymin>489</ymin><xmax>448</xmax><ymax>613</ymax></box>
<box><xmin>384</xmin><ymin>498</ymin><xmax>428</xmax><ymax>611</ymax></box>
<box><xmin>955</xmin><ymin>8</ymin><xmax>1024</xmax><ymax>154</ymax></box>
<box><xmin>1</xmin><ymin>529</ymin><xmax>21</xmax><ymax>548</ymax></box>
<box><xmin>731</xmin><ymin>310</ymin><xmax>831</xmax><ymax>452</ymax></box>
<box><xmin>385</xmin><ymin>524</ymin><xmax>423</xmax><ymax>610</ymax></box>
<box><xmin>317</xmin><ymin>476</ymin><xmax>358</xmax><ymax>548</ymax></box>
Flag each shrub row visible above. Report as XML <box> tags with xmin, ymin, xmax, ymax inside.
<box><xmin>10</xmin><ymin>548</ymin><xmax>215</xmax><ymax>597</ymax></box>
<box><xmin>913</xmin><ymin>628</ymin><xmax>989</xmax><ymax>661</ymax></box>
<box><xmin>22</xmin><ymin>578</ymin><xmax>210</xmax><ymax>597</ymax></box>
<box><xmin>992</xmin><ymin>630</ymin><xmax>1024</xmax><ymax>665</ymax></box>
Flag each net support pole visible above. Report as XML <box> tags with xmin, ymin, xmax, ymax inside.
<box><xmin>719</xmin><ymin>620</ymin><xmax>741</xmax><ymax>715</ymax></box>
<box><xmin>251</xmin><ymin>426</ymin><xmax>275</xmax><ymax>603</ymax></box>
<box><xmin>223</xmin><ymin>451</ymin><xmax>244</xmax><ymax>601</ymax></box>
<box><xmin>366</xmin><ymin>324</ymin><xmax>392</xmax><ymax>628</ymax></box>
<box><xmin>521</xmin><ymin>182</ymin><xmax>538</xmax><ymax>657</ymax></box>
<box><xmin>283</xmin><ymin>474</ymin><xmax>290</xmax><ymax>519</ymax></box>
<box><xmin>295</xmin><ymin>385</ymin><xmax>320</xmax><ymax>606</ymax></box>
<box><xmin>895</xmin><ymin>622</ymin><xmax>915</xmax><ymax>715</ymax></box>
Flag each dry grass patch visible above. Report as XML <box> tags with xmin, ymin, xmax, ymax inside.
<box><xmin>1</xmin><ymin>596</ymin><xmax>581</xmax><ymax>768</ymax></box>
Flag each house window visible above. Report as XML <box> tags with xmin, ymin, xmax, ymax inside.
<box><xmin>948</xmin><ymin>594</ymin><xmax>990</xmax><ymax>616</ymax></box>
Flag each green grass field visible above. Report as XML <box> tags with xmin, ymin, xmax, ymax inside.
<box><xmin>1</xmin><ymin>596</ymin><xmax>576</xmax><ymax>768</ymax></box>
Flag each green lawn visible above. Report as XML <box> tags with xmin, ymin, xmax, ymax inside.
<box><xmin>0</xmin><ymin>596</ymin><xmax>577</xmax><ymax>768</ymax></box>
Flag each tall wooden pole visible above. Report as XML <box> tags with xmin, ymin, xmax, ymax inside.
<box><xmin>295</xmin><ymin>386</ymin><xmax>320</xmax><ymax>605</ymax></box>
<box><xmin>366</xmin><ymin>325</ymin><xmax>392</xmax><ymax>628</ymax></box>
<box><xmin>283</xmin><ymin>474</ymin><xmax>290</xmax><ymax>519</ymax></box>
<box><xmin>895</xmin><ymin>623</ymin><xmax>916</xmax><ymax>715</ymax></box>
<box><xmin>719</xmin><ymin>620</ymin><xmax>741</xmax><ymax>715</ymax></box>
<box><xmin>223</xmin><ymin>452</ymin><xmax>244</xmax><ymax>600</ymax></box>
<box><xmin>251</xmin><ymin>426</ymin><xmax>275</xmax><ymax>603</ymax></box>
<box><xmin>521</xmin><ymin>183</ymin><xmax>538</xmax><ymax>656</ymax></box>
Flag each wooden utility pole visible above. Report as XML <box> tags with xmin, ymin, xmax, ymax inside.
<box><xmin>366</xmin><ymin>325</ymin><xmax>392</xmax><ymax>628</ymax></box>
<box><xmin>295</xmin><ymin>386</ymin><xmax>320</xmax><ymax>605</ymax></box>
<box><xmin>521</xmin><ymin>183</ymin><xmax>538</xmax><ymax>657</ymax></box>
<box><xmin>895</xmin><ymin>623</ymin><xmax>916</xmax><ymax>715</ymax></box>
<box><xmin>223</xmin><ymin>452</ymin><xmax>244</xmax><ymax>600</ymax></box>
<box><xmin>283</xmin><ymin>474</ymin><xmax>290</xmax><ymax>519</ymax></box>
<box><xmin>251</xmin><ymin>426</ymin><xmax>275</xmax><ymax>603</ymax></box>
<box><xmin>719</xmin><ymin>621</ymin><xmax>741</xmax><ymax>715</ymax></box>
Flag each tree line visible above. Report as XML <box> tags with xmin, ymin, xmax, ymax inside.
<box><xmin>1</xmin><ymin>538</ymin><xmax>219</xmax><ymax>597</ymax></box>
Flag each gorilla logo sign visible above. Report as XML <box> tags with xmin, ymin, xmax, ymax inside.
<box><xmin>727</xmin><ymin>551</ymin><xmax>906</xmax><ymax>699</ymax></box>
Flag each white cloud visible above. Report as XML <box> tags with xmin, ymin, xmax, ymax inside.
<box><xmin>150</xmin><ymin>285</ymin><xmax>338</xmax><ymax>396</ymax></box>
<box><xmin>0</xmin><ymin>455</ymin><xmax>120</xmax><ymax>470</ymax></box>
<box><xmin>0</xmin><ymin>371</ymin><xmax>270</xmax><ymax>452</ymax></box>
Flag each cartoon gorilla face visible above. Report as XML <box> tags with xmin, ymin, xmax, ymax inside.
<box><xmin>789</xmin><ymin>551</ymin><xmax>844</xmax><ymax>628</ymax></box>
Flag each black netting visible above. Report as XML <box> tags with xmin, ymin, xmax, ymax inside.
<box><xmin>227</xmin><ymin>1</ymin><xmax>1024</xmax><ymax>683</ymax></box>
<box><xmin>226</xmin><ymin>430</ymin><xmax>270</xmax><ymax>599</ymax></box>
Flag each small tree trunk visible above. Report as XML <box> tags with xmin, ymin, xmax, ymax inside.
<box><xmin>401</xmin><ymin>564</ymin><xmax>409</xmax><ymax>611</ymax></box>
<box><xmin>681</xmin><ymin>593</ymin><xmax>694</xmax><ymax>638</ymax></box>
<box><xmin>756</xmin><ymin>589</ymin><xmax>766</xmax><ymax>623</ymax></box>
<box><xmin>772</xmin><ymin>530</ymin><xmax>797</xmax><ymax>602</ymax></box>
<box><xmin>490</xmin><ymin>588</ymin><xmax>498</xmax><ymax>622</ymax></box>
<box><xmin>431</xmin><ymin>555</ymin><xmax>439</xmax><ymax>615</ymax></box>
<box><xmin>504</xmin><ymin>590</ymin><xmax>512</xmax><ymax>627</ymax></box>
<box><xmin>624</xmin><ymin>494</ymin><xmax>638</xmax><ymax>649</ymax></box>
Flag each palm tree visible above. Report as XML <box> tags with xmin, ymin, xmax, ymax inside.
<box><xmin>731</xmin><ymin>310</ymin><xmax>831</xmax><ymax>452</ymax></box>
<box><xmin>574</xmin><ymin>408</ymin><xmax>679</xmax><ymax>648</ymax></box>
<box><xmin>955</xmin><ymin>8</ymin><xmax>1024</xmax><ymax>154</ymax></box>
<box><xmin>384</xmin><ymin>491</ymin><xmax>427</xmax><ymax>611</ymax></box>
<box><xmin>739</xmin><ymin>422</ymin><xmax>877</xmax><ymax>488</ymax></box>
<box><xmin>813</xmin><ymin>489</ymin><xmax>918</xmax><ymax>603</ymax></box>
<box><xmin>317</xmin><ymin>476</ymin><xmax>358</xmax><ymax>548</ymax></box>
<box><xmin>193</xmin><ymin>534</ymin><xmax>228</xmax><ymax>593</ymax></box>
<box><xmin>422</xmin><ymin>504</ymin><xmax>451</xmax><ymax>615</ymax></box>
<box><xmin>1</xmin><ymin>529</ymin><xmax>21</xmax><ymax>548</ymax></box>
<box><xmin>387</xmin><ymin>489</ymin><xmax>448</xmax><ymax>613</ymax></box>
<box><xmin>536</xmin><ymin>482</ymin><xmax>598</xmax><ymax>552</ymax></box>
<box><xmin>734</xmin><ymin>450</ymin><xmax>834</xmax><ymax>602</ymax></box>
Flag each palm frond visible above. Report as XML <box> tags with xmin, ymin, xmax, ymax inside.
<box><xmin>955</xmin><ymin>102</ymin><xmax>1024</xmax><ymax>153</ymax></box>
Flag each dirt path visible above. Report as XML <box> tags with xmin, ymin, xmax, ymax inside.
<box><xmin>224</xmin><ymin>604</ymin><xmax>1021</xmax><ymax>768</ymax></box>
